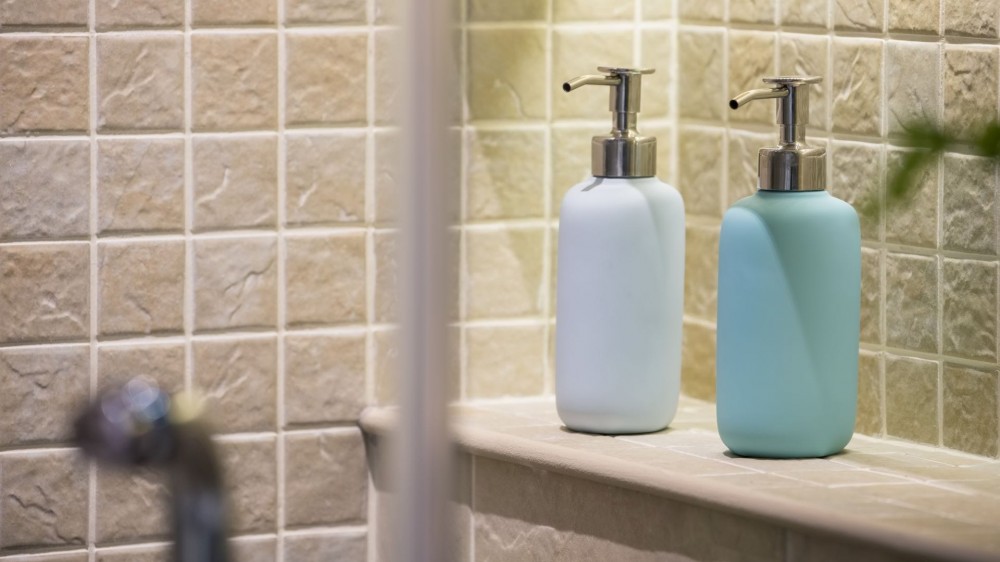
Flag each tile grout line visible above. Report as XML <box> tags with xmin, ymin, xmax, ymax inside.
<box><xmin>87</xmin><ymin>0</ymin><xmax>98</xmax><ymax>558</ymax></box>
<box><xmin>362</xmin><ymin>0</ymin><xmax>377</xmax><ymax>557</ymax></box>
<box><xmin>275</xmin><ymin>0</ymin><xmax>289</xmax><ymax>558</ymax></box>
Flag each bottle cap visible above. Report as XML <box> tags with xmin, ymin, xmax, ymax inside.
<box><xmin>563</xmin><ymin>67</ymin><xmax>656</xmax><ymax>179</ymax></box>
<box><xmin>730</xmin><ymin>76</ymin><xmax>825</xmax><ymax>192</ymax></box>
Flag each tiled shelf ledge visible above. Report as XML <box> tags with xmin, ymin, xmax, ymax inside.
<box><xmin>361</xmin><ymin>396</ymin><xmax>1000</xmax><ymax>562</ymax></box>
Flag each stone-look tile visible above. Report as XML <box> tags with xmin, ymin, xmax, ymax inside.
<box><xmin>287</xmin><ymin>0</ymin><xmax>366</xmax><ymax>23</ymax></box>
<box><xmin>728</xmin><ymin>130</ymin><xmax>772</xmax><ymax>206</ymax></box>
<box><xmin>857</xmin><ymin>350</ymin><xmax>883</xmax><ymax>436</ymax></box>
<box><xmin>678</xmin><ymin>29</ymin><xmax>724</xmax><ymax>121</ymax></box>
<box><xmin>467</xmin><ymin>324</ymin><xmax>545</xmax><ymax>398</ymax></box>
<box><xmin>192</xmin><ymin>0</ymin><xmax>276</xmax><ymax>25</ymax></box>
<box><xmin>885</xmin><ymin>354</ymin><xmax>939</xmax><ymax>444</ymax></box>
<box><xmin>98</xmin><ymin>139</ymin><xmax>185</xmax><ymax>233</ymax></box>
<box><xmin>832</xmin><ymin>39</ymin><xmax>882</xmax><ymax>136</ymax></box>
<box><xmin>374</xmin><ymin>129</ymin><xmax>401</xmax><ymax>223</ymax></box>
<box><xmin>781</xmin><ymin>0</ymin><xmax>828</xmax><ymax>27</ymax></box>
<box><xmin>0</xmin><ymin>37</ymin><xmax>88</xmax><ymax>133</ymax></box>
<box><xmin>466</xmin><ymin>226</ymin><xmax>544</xmax><ymax>319</ymax></box>
<box><xmin>640</xmin><ymin>30</ymin><xmax>671</xmax><ymax>120</ymax></box>
<box><xmin>193</xmin><ymin>337</ymin><xmax>277</xmax><ymax>433</ymax></box>
<box><xmin>0</xmin><ymin>346</ymin><xmax>88</xmax><ymax>447</ymax></box>
<box><xmin>466</xmin><ymin>129</ymin><xmax>545</xmax><ymax>220</ymax></box>
<box><xmin>98</xmin><ymin>343</ymin><xmax>185</xmax><ymax>391</ymax></box>
<box><xmin>285</xmin><ymin>332</ymin><xmax>366</xmax><ymax>425</ymax></box>
<box><xmin>552</xmin><ymin>29</ymin><xmax>633</xmax><ymax>120</ymax></box>
<box><xmin>97</xmin><ymin>34</ymin><xmax>183</xmax><ymax>132</ymax></box>
<box><xmin>887</xmin><ymin>41</ymin><xmax>940</xmax><ymax>135</ymax></box>
<box><xmin>285</xmin><ymin>233</ymin><xmax>366</xmax><ymax>326</ymax></box>
<box><xmin>98</xmin><ymin>241</ymin><xmax>184</xmax><ymax>336</ymax></box>
<box><xmin>194</xmin><ymin>237</ymin><xmax>278</xmax><ymax>331</ymax></box>
<box><xmin>681</xmin><ymin>321</ymin><xmax>716</xmax><ymax>401</ymax></box>
<box><xmin>193</xmin><ymin>135</ymin><xmax>278</xmax><ymax>231</ymax></box>
<box><xmin>942</xmin><ymin>154</ymin><xmax>996</xmax><ymax>255</ymax></box>
<box><xmin>0</xmin><ymin>140</ymin><xmax>89</xmax><ymax>240</ymax></box>
<box><xmin>374</xmin><ymin>29</ymin><xmax>400</xmax><ymax>126</ymax></box>
<box><xmin>780</xmin><ymin>35</ymin><xmax>829</xmax><ymax>131</ymax></box>
<box><xmin>944</xmin><ymin>46</ymin><xmax>999</xmax><ymax>140</ymax></box>
<box><xmin>645</xmin><ymin>124</ymin><xmax>675</xmax><ymax>186</ymax></box>
<box><xmin>285</xmin><ymin>429</ymin><xmax>367</xmax><ymax>527</ymax></box>
<box><xmin>685</xmin><ymin>223</ymin><xmax>720</xmax><ymax>322</ymax></box>
<box><xmin>373</xmin><ymin>0</ymin><xmax>397</xmax><ymax>23</ymax></box>
<box><xmin>286</xmin><ymin>33</ymin><xmax>367</xmax><ymax>126</ymax></box>
<box><xmin>96</xmin><ymin>0</ymin><xmax>182</xmax><ymax>28</ymax></box>
<box><xmin>1</xmin><ymin>450</ymin><xmax>88</xmax><ymax>550</ymax></box>
<box><xmin>468</xmin><ymin>0</ymin><xmax>546</xmax><ymax>20</ymax></box>
<box><xmin>374</xmin><ymin>327</ymin><xmax>399</xmax><ymax>404</ymax></box>
<box><xmin>729</xmin><ymin>32</ymin><xmax>776</xmax><ymax>125</ymax></box>
<box><xmin>678</xmin><ymin>127</ymin><xmax>724</xmax><ymax>217</ymax></box>
<box><xmin>95</xmin><ymin>545</ymin><xmax>169</xmax><ymax>562</ymax></box>
<box><xmin>286</xmin><ymin>133</ymin><xmax>365</xmax><ymax>225</ymax></box>
<box><xmin>230</xmin><ymin>536</ymin><xmax>277</xmax><ymax>562</ymax></box>
<box><xmin>474</xmin><ymin>457</ymin><xmax>786</xmax><ymax>561</ymax></box>
<box><xmin>553</xmin><ymin>0</ymin><xmax>633</xmax><ymax>20</ymax></box>
<box><xmin>679</xmin><ymin>0</ymin><xmax>723</xmax><ymax>20</ymax></box>
<box><xmin>467</xmin><ymin>28</ymin><xmax>546</xmax><ymax>121</ymax></box>
<box><xmin>885</xmin><ymin>149</ymin><xmax>938</xmax><ymax>248</ymax></box>
<box><xmin>860</xmin><ymin>247</ymin><xmax>882</xmax><ymax>345</ymax></box>
<box><xmin>218</xmin><ymin>437</ymin><xmax>277</xmax><ymax>534</ymax></box>
<box><xmin>0</xmin><ymin>244</ymin><xmax>89</xmax><ymax>344</ymax></box>
<box><xmin>942</xmin><ymin>259</ymin><xmax>998</xmax><ymax>362</ymax></box>
<box><xmin>643</xmin><ymin>1</ymin><xmax>671</xmax><ymax>19</ymax></box>
<box><xmin>374</xmin><ymin>230</ymin><xmax>398</xmax><ymax>323</ymax></box>
<box><xmin>889</xmin><ymin>0</ymin><xmax>940</xmax><ymax>32</ymax></box>
<box><xmin>885</xmin><ymin>253</ymin><xmax>938</xmax><ymax>353</ymax></box>
<box><xmin>95</xmin><ymin>466</ymin><xmax>169</xmax><ymax>544</ymax></box>
<box><xmin>284</xmin><ymin>531</ymin><xmax>366</xmax><ymax>561</ymax></box>
<box><xmin>0</xmin><ymin>0</ymin><xmax>88</xmax><ymax>26</ymax></box>
<box><xmin>945</xmin><ymin>0</ymin><xmax>1000</xmax><ymax>37</ymax></box>
<box><xmin>730</xmin><ymin>0</ymin><xmax>774</xmax><ymax>23</ymax></box>
<box><xmin>944</xmin><ymin>363</ymin><xmax>999</xmax><ymax>456</ymax></box>
<box><xmin>831</xmin><ymin>141</ymin><xmax>882</xmax><ymax>241</ymax></box>
<box><xmin>834</xmin><ymin>0</ymin><xmax>883</xmax><ymax>30</ymax></box>
<box><xmin>551</xmin><ymin>126</ymin><xmax>595</xmax><ymax>209</ymax></box>
<box><xmin>192</xmin><ymin>34</ymin><xmax>277</xmax><ymax>131</ymax></box>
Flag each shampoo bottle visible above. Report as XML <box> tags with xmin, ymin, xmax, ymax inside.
<box><xmin>555</xmin><ymin>67</ymin><xmax>685</xmax><ymax>434</ymax></box>
<box><xmin>717</xmin><ymin>76</ymin><xmax>860</xmax><ymax>458</ymax></box>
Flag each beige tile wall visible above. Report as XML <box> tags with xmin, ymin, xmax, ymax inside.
<box><xmin>3</xmin><ymin>0</ymin><xmax>1000</xmax><ymax>558</ymax></box>
<box><xmin>0</xmin><ymin>0</ymin><xmax>382</xmax><ymax>559</ymax></box>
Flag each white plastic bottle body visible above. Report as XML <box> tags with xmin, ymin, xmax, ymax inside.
<box><xmin>555</xmin><ymin>176</ymin><xmax>685</xmax><ymax>434</ymax></box>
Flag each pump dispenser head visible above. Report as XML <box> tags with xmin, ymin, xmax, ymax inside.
<box><xmin>730</xmin><ymin>76</ymin><xmax>825</xmax><ymax>192</ymax></box>
<box><xmin>563</xmin><ymin>67</ymin><xmax>656</xmax><ymax>178</ymax></box>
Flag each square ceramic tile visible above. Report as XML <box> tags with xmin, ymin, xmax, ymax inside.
<box><xmin>284</xmin><ymin>429</ymin><xmax>367</xmax><ymax>526</ymax></box>
<box><xmin>0</xmin><ymin>140</ymin><xmax>89</xmax><ymax>240</ymax></box>
<box><xmin>0</xmin><ymin>346</ymin><xmax>88</xmax><ymax>447</ymax></box>
<box><xmin>942</xmin><ymin>154</ymin><xmax>997</xmax><ymax>255</ymax></box>
<box><xmin>943</xmin><ymin>363</ymin><xmax>999</xmax><ymax>456</ymax></box>
<box><xmin>192</xmin><ymin>33</ymin><xmax>277</xmax><ymax>131</ymax></box>
<box><xmin>466</xmin><ymin>128</ymin><xmax>545</xmax><ymax>220</ymax></box>
<box><xmin>729</xmin><ymin>31</ymin><xmax>776</xmax><ymax>125</ymax></box>
<box><xmin>677</xmin><ymin>126</ymin><xmax>724</xmax><ymax>217</ymax></box>
<box><xmin>467</xmin><ymin>28</ymin><xmax>546</xmax><ymax>121</ymax></box>
<box><xmin>193</xmin><ymin>336</ymin><xmax>278</xmax><ymax>433</ymax></box>
<box><xmin>194</xmin><ymin>236</ymin><xmax>278</xmax><ymax>331</ymax></box>
<box><xmin>97</xmin><ymin>139</ymin><xmax>184</xmax><ymax>234</ymax></box>
<box><xmin>286</xmin><ymin>32</ymin><xmax>367</xmax><ymax>126</ymax></box>
<box><xmin>286</xmin><ymin>132</ymin><xmax>366</xmax><ymax>226</ymax></box>
<box><xmin>944</xmin><ymin>0</ymin><xmax>1000</xmax><ymax>37</ymax></box>
<box><xmin>284</xmin><ymin>332</ymin><xmax>366</xmax><ymax>425</ymax></box>
<box><xmin>96</xmin><ymin>0</ymin><xmax>182</xmax><ymax>28</ymax></box>
<box><xmin>0</xmin><ymin>37</ymin><xmax>89</xmax><ymax>133</ymax></box>
<box><xmin>285</xmin><ymin>233</ymin><xmax>367</xmax><ymax>326</ymax></box>
<box><xmin>465</xmin><ymin>226</ymin><xmax>544</xmax><ymax>319</ymax></box>
<box><xmin>467</xmin><ymin>324</ymin><xmax>545</xmax><ymax>398</ymax></box>
<box><xmin>943</xmin><ymin>46</ymin><xmax>999</xmax><ymax>140</ymax></box>
<box><xmin>677</xmin><ymin>29</ymin><xmax>725</xmax><ymax>121</ymax></box>
<box><xmin>885</xmin><ymin>354</ymin><xmax>940</xmax><ymax>444</ymax></box>
<box><xmin>887</xmin><ymin>41</ymin><xmax>940</xmax><ymax>135</ymax></box>
<box><xmin>97</xmin><ymin>34</ymin><xmax>183</xmax><ymax>132</ymax></box>
<box><xmin>98</xmin><ymin>240</ymin><xmax>185</xmax><ymax>336</ymax></box>
<box><xmin>552</xmin><ymin>29</ymin><xmax>634</xmax><ymax>120</ymax></box>
<box><xmin>832</xmin><ymin>38</ymin><xmax>882</xmax><ymax>136</ymax></box>
<box><xmin>192</xmin><ymin>0</ymin><xmax>276</xmax><ymax>25</ymax></box>
<box><xmin>0</xmin><ymin>244</ymin><xmax>89</xmax><ymax>344</ymax></box>
<box><xmin>0</xmin><ymin>0</ymin><xmax>88</xmax><ymax>26</ymax></box>
<box><xmin>1</xmin><ymin>450</ymin><xmax>88</xmax><ymax>550</ymax></box>
<box><xmin>885</xmin><ymin>252</ymin><xmax>938</xmax><ymax>353</ymax></box>
<box><xmin>942</xmin><ymin>258</ymin><xmax>998</xmax><ymax>362</ymax></box>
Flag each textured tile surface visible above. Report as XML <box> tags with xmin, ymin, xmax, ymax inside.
<box><xmin>887</xmin><ymin>41</ymin><xmax>940</xmax><ymax>135</ymax></box>
<box><xmin>194</xmin><ymin>237</ymin><xmax>278</xmax><ymax>331</ymax></box>
<box><xmin>678</xmin><ymin>30</ymin><xmax>724</xmax><ymax>121</ymax></box>
<box><xmin>942</xmin><ymin>154</ymin><xmax>997</xmax><ymax>255</ymax></box>
<box><xmin>678</xmin><ymin>127</ymin><xmax>724</xmax><ymax>217</ymax></box>
<box><xmin>467</xmin><ymin>324</ymin><xmax>545</xmax><ymax>398</ymax></box>
<box><xmin>284</xmin><ymin>429</ymin><xmax>367</xmax><ymax>527</ymax></box>
<box><xmin>98</xmin><ymin>241</ymin><xmax>185</xmax><ymax>336</ymax></box>
<box><xmin>0</xmin><ymin>346</ymin><xmax>88</xmax><ymax>447</ymax></box>
<box><xmin>943</xmin><ymin>46</ymin><xmax>999</xmax><ymax>140</ymax></box>
<box><xmin>286</xmin><ymin>33</ymin><xmax>367</xmax><ymax>126</ymax></box>
<box><xmin>886</xmin><ymin>253</ymin><xmax>939</xmax><ymax>353</ymax></box>
<box><xmin>97</xmin><ymin>139</ymin><xmax>185</xmax><ymax>233</ymax></box>
<box><xmin>684</xmin><ymin>222</ymin><xmax>720</xmax><ymax>322</ymax></box>
<box><xmin>832</xmin><ymin>39</ymin><xmax>882</xmax><ymax>136</ymax></box>
<box><xmin>96</xmin><ymin>0</ymin><xmax>182</xmax><ymax>28</ymax></box>
<box><xmin>285</xmin><ymin>332</ymin><xmax>366</xmax><ymax>425</ymax></box>
<box><xmin>284</xmin><ymin>532</ymin><xmax>367</xmax><ymax>561</ymax></box>
<box><xmin>944</xmin><ymin>363</ymin><xmax>999</xmax><ymax>456</ymax></box>
<box><xmin>1</xmin><ymin>450</ymin><xmax>88</xmax><ymax>550</ymax></box>
<box><xmin>193</xmin><ymin>135</ymin><xmax>278</xmax><ymax>231</ymax></box>
<box><xmin>0</xmin><ymin>37</ymin><xmax>89</xmax><ymax>133</ymax></box>
<box><xmin>552</xmin><ymin>29</ymin><xmax>634</xmax><ymax>119</ymax></box>
<box><xmin>889</xmin><ymin>0</ymin><xmax>940</xmax><ymax>32</ymax></box>
<box><xmin>192</xmin><ymin>0</ymin><xmax>276</xmax><ymax>24</ymax></box>
<box><xmin>467</xmin><ymin>128</ymin><xmax>545</xmax><ymax>220</ymax></box>
<box><xmin>97</xmin><ymin>34</ymin><xmax>183</xmax><ymax>131</ymax></box>
<box><xmin>857</xmin><ymin>350</ymin><xmax>883</xmax><ymax>435</ymax></box>
<box><xmin>0</xmin><ymin>0</ymin><xmax>88</xmax><ymax>26</ymax></box>
<box><xmin>0</xmin><ymin>141</ymin><xmax>90</xmax><ymax>240</ymax></box>
<box><xmin>942</xmin><ymin>259</ymin><xmax>998</xmax><ymax>362</ymax></box>
<box><xmin>95</xmin><ymin>466</ymin><xmax>169</xmax><ymax>544</ymax></box>
<box><xmin>886</xmin><ymin>355</ymin><xmax>940</xmax><ymax>444</ymax></box>
<box><xmin>466</xmin><ymin>226</ymin><xmax>544</xmax><ymax>319</ymax></box>
<box><xmin>286</xmin><ymin>132</ymin><xmax>366</xmax><ymax>225</ymax></box>
<box><xmin>886</xmin><ymin>149</ymin><xmax>938</xmax><ymax>248</ymax></box>
<box><xmin>219</xmin><ymin>437</ymin><xmax>277</xmax><ymax>534</ymax></box>
<box><xmin>285</xmin><ymin>233</ymin><xmax>366</xmax><ymax>326</ymax></box>
<box><xmin>0</xmin><ymin>244</ymin><xmax>89</xmax><ymax>344</ymax></box>
<box><xmin>945</xmin><ymin>0</ymin><xmax>1000</xmax><ymax>37</ymax></box>
<box><xmin>467</xmin><ymin>28</ymin><xmax>546</xmax><ymax>120</ymax></box>
<box><xmin>286</xmin><ymin>0</ymin><xmax>367</xmax><ymax>23</ymax></box>
<box><xmin>192</xmin><ymin>34</ymin><xmax>277</xmax><ymax>130</ymax></box>
<box><xmin>193</xmin><ymin>337</ymin><xmax>278</xmax><ymax>433</ymax></box>
<box><xmin>681</xmin><ymin>321</ymin><xmax>717</xmax><ymax>401</ymax></box>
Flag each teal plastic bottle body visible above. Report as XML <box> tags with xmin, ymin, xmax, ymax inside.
<box><xmin>716</xmin><ymin>190</ymin><xmax>860</xmax><ymax>458</ymax></box>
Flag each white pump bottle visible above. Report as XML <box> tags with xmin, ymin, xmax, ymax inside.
<box><xmin>555</xmin><ymin>67</ymin><xmax>685</xmax><ymax>434</ymax></box>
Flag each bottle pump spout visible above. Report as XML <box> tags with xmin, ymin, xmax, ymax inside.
<box><xmin>562</xmin><ymin>66</ymin><xmax>656</xmax><ymax>178</ymax></box>
<box><xmin>730</xmin><ymin>76</ymin><xmax>825</xmax><ymax>192</ymax></box>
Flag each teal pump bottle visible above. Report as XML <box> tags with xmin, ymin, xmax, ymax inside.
<box><xmin>716</xmin><ymin>76</ymin><xmax>860</xmax><ymax>458</ymax></box>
